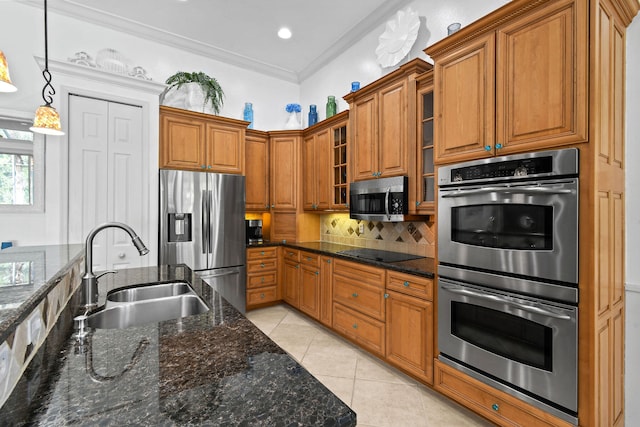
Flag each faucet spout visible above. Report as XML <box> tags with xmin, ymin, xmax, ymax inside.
<box><xmin>81</xmin><ymin>222</ymin><xmax>149</xmax><ymax>310</ymax></box>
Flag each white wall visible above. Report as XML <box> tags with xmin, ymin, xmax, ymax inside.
<box><xmin>299</xmin><ymin>0</ymin><xmax>509</xmax><ymax>123</ymax></box>
<box><xmin>625</xmin><ymin>13</ymin><xmax>640</xmax><ymax>427</ymax></box>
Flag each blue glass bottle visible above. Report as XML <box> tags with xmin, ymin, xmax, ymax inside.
<box><xmin>243</xmin><ymin>102</ymin><xmax>254</xmax><ymax>129</ymax></box>
<box><xmin>308</xmin><ymin>104</ymin><xmax>318</xmax><ymax>126</ymax></box>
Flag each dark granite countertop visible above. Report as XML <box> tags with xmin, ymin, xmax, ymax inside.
<box><xmin>0</xmin><ymin>265</ymin><xmax>356</xmax><ymax>426</ymax></box>
<box><xmin>0</xmin><ymin>244</ymin><xmax>84</xmax><ymax>341</ymax></box>
<box><xmin>249</xmin><ymin>241</ymin><xmax>435</xmax><ymax>279</ymax></box>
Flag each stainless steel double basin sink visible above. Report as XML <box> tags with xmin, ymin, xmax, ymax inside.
<box><xmin>82</xmin><ymin>281</ymin><xmax>209</xmax><ymax>330</ymax></box>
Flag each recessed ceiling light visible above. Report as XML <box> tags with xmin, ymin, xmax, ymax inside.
<box><xmin>278</xmin><ymin>27</ymin><xmax>292</xmax><ymax>39</ymax></box>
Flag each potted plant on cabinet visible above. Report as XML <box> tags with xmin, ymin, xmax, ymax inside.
<box><xmin>161</xmin><ymin>71</ymin><xmax>225</xmax><ymax>115</ymax></box>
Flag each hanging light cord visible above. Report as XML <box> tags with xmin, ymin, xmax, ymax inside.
<box><xmin>40</xmin><ymin>0</ymin><xmax>55</xmax><ymax>106</ymax></box>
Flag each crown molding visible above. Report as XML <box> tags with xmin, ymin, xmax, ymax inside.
<box><xmin>25</xmin><ymin>0</ymin><xmax>413</xmax><ymax>84</ymax></box>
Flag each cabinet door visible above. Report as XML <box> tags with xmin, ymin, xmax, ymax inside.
<box><xmin>315</xmin><ymin>129</ymin><xmax>332</xmax><ymax>210</ymax></box>
<box><xmin>282</xmin><ymin>259</ymin><xmax>300</xmax><ymax>307</ymax></box>
<box><xmin>385</xmin><ymin>291</ymin><xmax>433</xmax><ymax>384</ymax></box>
<box><xmin>245</xmin><ymin>131</ymin><xmax>270</xmax><ymax>211</ymax></box>
<box><xmin>319</xmin><ymin>256</ymin><xmax>333</xmax><ymax>327</ymax></box>
<box><xmin>302</xmin><ymin>134</ymin><xmax>316</xmax><ymax>210</ymax></box>
<box><xmin>434</xmin><ymin>33</ymin><xmax>496</xmax><ymax>164</ymax></box>
<box><xmin>416</xmin><ymin>82</ymin><xmax>435</xmax><ymax>214</ymax></box>
<box><xmin>160</xmin><ymin>110</ymin><xmax>206</xmax><ymax>170</ymax></box>
<box><xmin>206</xmin><ymin>122</ymin><xmax>244</xmax><ymax>174</ymax></box>
<box><xmin>299</xmin><ymin>263</ymin><xmax>320</xmax><ymax>319</ymax></box>
<box><xmin>331</xmin><ymin>122</ymin><xmax>348</xmax><ymax>210</ymax></box>
<box><xmin>351</xmin><ymin>93</ymin><xmax>379</xmax><ymax>180</ymax></box>
<box><xmin>270</xmin><ymin>134</ymin><xmax>299</xmax><ymax>210</ymax></box>
<box><xmin>496</xmin><ymin>0</ymin><xmax>587</xmax><ymax>153</ymax></box>
<box><xmin>378</xmin><ymin>80</ymin><xmax>408</xmax><ymax>177</ymax></box>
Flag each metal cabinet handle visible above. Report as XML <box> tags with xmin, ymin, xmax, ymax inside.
<box><xmin>495</xmin><ymin>143</ymin><xmax>503</xmax><ymax>150</ymax></box>
<box><xmin>315</xmin><ymin>271</ymin><xmax>319</xmax><ymax>275</ymax></box>
<box><xmin>384</xmin><ymin>293</ymin><xmax>389</xmax><ymax>299</ymax></box>
<box><xmin>260</xmin><ymin>251</ymin><xmax>265</xmax><ymax>255</ymax></box>
<box><xmin>352</xmin><ymin>323</ymin><xmax>358</xmax><ymax>329</ymax></box>
<box><xmin>403</xmin><ymin>281</ymin><xmax>409</xmax><ymax>287</ymax></box>
<box><xmin>492</xmin><ymin>403</ymin><xmax>499</xmax><ymax>411</ymax></box>
<box><xmin>260</xmin><ymin>263</ymin><xmax>265</xmax><ymax>268</ymax></box>
<box><xmin>484</xmin><ymin>145</ymin><xmax>492</xmax><ymax>151</ymax></box>
<box><xmin>326</xmin><ymin>259</ymin><xmax>332</xmax><ymax>264</ymax></box>
<box><xmin>260</xmin><ymin>293</ymin><xmax>265</xmax><ymax>299</ymax></box>
<box><xmin>352</xmin><ymin>292</ymin><xmax>358</xmax><ymax>298</ymax></box>
<box><xmin>261</xmin><ymin>277</ymin><xmax>265</xmax><ymax>283</ymax></box>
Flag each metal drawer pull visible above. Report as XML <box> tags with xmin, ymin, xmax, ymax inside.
<box><xmin>492</xmin><ymin>404</ymin><xmax>499</xmax><ymax>411</ymax></box>
<box><xmin>441</xmin><ymin>285</ymin><xmax>571</xmax><ymax>320</ymax></box>
<box><xmin>403</xmin><ymin>281</ymin><xmax>409</xmax><ymax>287</ymax></box>
<box><xmin>260</xmin><ymin>293</ymin><xmax>265</xmax><ymax>299</ymax></box>
<box><xmin>260</xmin><ymin>263</ymin><xmax>265</xmax><ymax>268</ymax></box>
<box><xmin>306</xmin><ymin>257</ymin><xmax>312</xmax><ymax>261</ymax></box>
<box><xmin>260</xmin><ymin>251</ymin><xmax>264</xmax><ymax>255</ymax></box>
<box><xmin>352</xmin><ymin>292</ymin><xmax>358</xmax><ymax>298</ymax></box>
<box><xmin>261</xmin><ymin>277</ymin><xmax>265</xmax><ymax>283</ymax></box>
<box><xmin>352</xmin><ymin>323</ymin><xmax>358</xmax><ymax>329</ymax></box>
<box><xmin>315</xmin><ymin>271</ymin><xmax>319</xmax><ymax>275</ymax></box>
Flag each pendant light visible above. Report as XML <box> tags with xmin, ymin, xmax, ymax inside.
<box><xmin>30</xmin><ymin>0</ymin><xmax>64</xmax><ymax>135</ymax></box>
<box><xmin>0</xmin><ymin>50</ymin><xmax>17</xmax><ymax>92</ymax></box>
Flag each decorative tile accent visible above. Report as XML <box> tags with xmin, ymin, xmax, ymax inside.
<box><xmin>320</xmin><ymin>214</ymin><xmax>435</xmax><ymax>257</ymax></box>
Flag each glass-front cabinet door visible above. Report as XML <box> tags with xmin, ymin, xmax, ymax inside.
<box><xmin>416</xmin><ymin>72</ymin><xmax>434</xmax><ymax>214</ymax></box>
<box><xmin>331</xmin><ymin>114</ymin><xmax>348</xmax><ymax>210</ymax></box>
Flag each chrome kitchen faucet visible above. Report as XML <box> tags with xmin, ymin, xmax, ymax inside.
<box><xmin>80</xmin><ymin>222</ymin><xmax>149</xmax><ymax>310</ymax></box>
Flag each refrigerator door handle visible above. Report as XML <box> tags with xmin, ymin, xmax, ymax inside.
<box><xmin>201</xmin><ymin>190</ymin><xmax>208</xmax><ymax>254</ymax></box>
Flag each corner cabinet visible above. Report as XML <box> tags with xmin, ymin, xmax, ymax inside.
<box><xmin>159</xmin><ymin>105</ymin><xmax>247</xmax><ymax>173</ymax></box>
<box><xmin>425</xmin><ymin>0</ymin><xmax>588</xmax><ymax>165</ymax></box>
<box><xmin>344</xmin><ymin>59</ymin><xmax>432</xmax><ymax>181</ymax></box>
<box><xmin>302</xmin><ymin>111</ymin><xmax>349</xmax><ymax>212</ymax></box>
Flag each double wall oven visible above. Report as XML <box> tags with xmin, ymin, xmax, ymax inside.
<box><xmin>437</xmin><ymin>148</ymin><xmax>579</xmax><ymax>424</ymax></box>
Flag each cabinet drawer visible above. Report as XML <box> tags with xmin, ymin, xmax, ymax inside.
<box><xmin>333</xmin><ymin>275</ymin><xmax>385</xmax><ymax>321</ymax></box>
<box><xmin>247</xmin><ymin>247</ymin><xmax>278</xmax><ymax>260</ymax></box>
<box><xmin>282</xmin><ymin>248</ymin><xmax>300</xmax><ymax>262</ymax></box>
<box><xmin>247</xmin><ymin>286</ymin><xmax>278</xmax><ymax>306</ymax></box>
<box><xmin>334</xmin><ymin>258</ymin><xmax>385</xmax><ymax>285</ymax></box>
<box><xmin>387</xmin><ymin>271</ymin><xmax>433</xmax><ymax>300</ymax></box>
<box><xmin>247</xmin><ymin>258</ymin><xmax>278</xmax><ymax>273</ymax></box>
<box><xmin>247</xmin><ymin>272</ymin><xmax>277</xmax><ymax>289</ymax></box>
<box><xmin>300</xmin><ymin>251</ymin><xmax>320</xmax><ymax>267</ymax></box>
<box><xmin>434</xmin><ymin>360</ymin><xmax>573</xmax><ymax>427</ymax></box>
<box><xmin>333</xmin><ymin>303</ymin><xmax>385</xmax><ymax>357</ymax></box>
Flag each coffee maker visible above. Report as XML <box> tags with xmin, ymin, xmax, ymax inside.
<box><xmin>245</xmin><ymin>219</ymin><xmax>263</xmax><ymax>244</ymax></box>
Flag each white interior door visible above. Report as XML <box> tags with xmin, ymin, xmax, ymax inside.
<box><xmin>68</xmin><ymin>95</ymin><xmax>146</xmax><ymax>271</ymax></box>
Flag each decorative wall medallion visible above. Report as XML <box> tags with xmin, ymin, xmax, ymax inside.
<box><xmin>375</xmin><ymin>8</ymin><xmax>420</xmax><ymax>68</ymax></box>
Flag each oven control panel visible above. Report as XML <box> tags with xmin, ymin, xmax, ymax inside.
<box><xmin>438</xmin><ymin>148</ymin><xmax>579</xmax><ymax>186</ymax></box>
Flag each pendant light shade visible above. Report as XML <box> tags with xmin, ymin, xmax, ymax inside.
<box><xmin>31</xmin><ymin>105</ymin><xmax>64</xmax><ymax>135</ymax></box>
<box><xmin>0</xmin><ymin>50</ymin><xmax>17</xmax><ymax>93</ymax></box>
<box><xmin>31</xmin><ymin>0</ymin><xmax>64</xmax><ymax>135</ymax></box>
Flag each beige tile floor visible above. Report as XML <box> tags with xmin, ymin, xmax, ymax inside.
<box><xmin>246</xmin><ymin>304</ymin><xmax>495</xmax><ymax>427</ymax></box>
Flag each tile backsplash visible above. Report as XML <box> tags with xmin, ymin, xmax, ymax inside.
<box><xmin>320</xmin><ymin>214</ymin><xmax>435</xmax><ymax>258</ymax></box>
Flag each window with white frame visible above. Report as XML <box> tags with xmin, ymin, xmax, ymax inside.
<box><xmin>0</xmin><ymin>117</ymin><xmax>44</xmax><ymax>212</ymax></box>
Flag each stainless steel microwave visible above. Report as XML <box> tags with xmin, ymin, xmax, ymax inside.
<box><xmin>349</xmin><ymin>176</ymin><xmax>408</xmax><ymax>222</ymax></box>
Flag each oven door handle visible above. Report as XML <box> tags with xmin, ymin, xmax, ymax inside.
<box><xmin>441</xmin><ymin>187</ymin><xmax>573</xmax><ymax>198</ymax></box>
<box><xmin>442</xmin><ymin>285</ymin><xmax>572</xmax><ymax>320</ymax></box>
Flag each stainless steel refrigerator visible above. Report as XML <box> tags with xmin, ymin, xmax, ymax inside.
<box><xmin>159</xmin><ymin>170</ymin><xmax>246</xmax><ymax>313</ymax></box>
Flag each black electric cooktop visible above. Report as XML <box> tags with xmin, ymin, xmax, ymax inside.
<box><xmin>337</xmin><ymin>248</ymin><xmax>424</xmax><ymax>263</ymax></box>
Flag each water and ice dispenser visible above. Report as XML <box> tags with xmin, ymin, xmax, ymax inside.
<box><xmin>168</xmin><ymin>213</ymin><xmax>192</xmax><ymax>242</ymax></box>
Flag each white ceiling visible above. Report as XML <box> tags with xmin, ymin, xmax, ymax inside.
<box><xmin>33</xmin><ymin>0</ymin><xmax>413</xmax><ymax>82</ymax></box>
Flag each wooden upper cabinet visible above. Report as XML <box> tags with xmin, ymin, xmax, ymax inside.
<box><xmin>432</xmin><ymin>33</ymin><xmax>496</xmax><ymax>164</ymax></box>
<box><xmin>415</xmin><ymin>71</ymin><xmax>436</xmax><ymax>214</ymax></box>
<box><xmin>159</xmin><ymin>106</ymin><xmax>247</xmax><ymax>173</ymax></box>
<box><xmin>245</xmin><ymin>129</ymin><xmax>270</xmax><ymax>211</ymax></box>
<box><xmin>160</xmin><ymin>107</ymin><xmax>207</xmax><ymax>170</ymax></box>
<box><xmin>302</xmin><ymin>111</ymin><xmax>348</xmax><ymax>211</ymax></box>
<box><xmin>426</xmin><ymin>0</ymin><xmax>587</xmax><ymax>165</ymax></box>
<box><xmin>345</xmin><ymin>59</ymin><xmax>432</xmax><ymax>181</ymax></box>
<box><xmin>269</xmin><ymin>131</ymin><xmax>301</xmax><ymax>210</ymax></box>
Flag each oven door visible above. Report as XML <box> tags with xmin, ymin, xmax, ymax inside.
<box><xmin>437</xmin><ymin>179</ymin><xmax>578</xmax><ymax>284</ymax></box>
<box><xmin>438</xmin><ymin>278</ymin><xmax>578</xmax><ymax>413</ymax></box>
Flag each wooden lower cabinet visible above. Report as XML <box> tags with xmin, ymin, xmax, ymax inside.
<box><xmin>282</xmin><ymin>255</ymin><xmax>300</xmax><ymax>307</ymax></box>
<box><xmin>385</xmin><ymin>290</ymin><xmax>433</xmax><ymax>384</ymax></box>
<box><xmin>434</xmin><ymin>360</ymin><xmax>573</xmax><ymax>427</ymax></box>
<box><xmin>319</xmin><ymin>256</ymin><xmax>333</xmax><ymax>327</ymax></box>
<box><xmin>299</xmin><ymin>252</ymin><xmax>321</xmax><ymax>319</ymax></box>
<box><xmin>246</xmin><ymin>247</ymin><xmax>279</xmax><ymax>309</ymax></box>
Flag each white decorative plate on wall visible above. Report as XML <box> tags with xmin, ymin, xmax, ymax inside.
<box><xmin>375</xmin><ymin>8</ymin><xmax>420</xmax><ymax>68</ymax></box>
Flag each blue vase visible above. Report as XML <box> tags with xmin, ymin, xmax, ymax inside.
<box><xmin>243</xmin><ymin>102</ymin><xmax>254</xmax><ymax>129</ymax></box>
<box><xmin>308</xmin><ymin>104</ymin><xmax>318</xmax><ymax>126</ymax></box>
